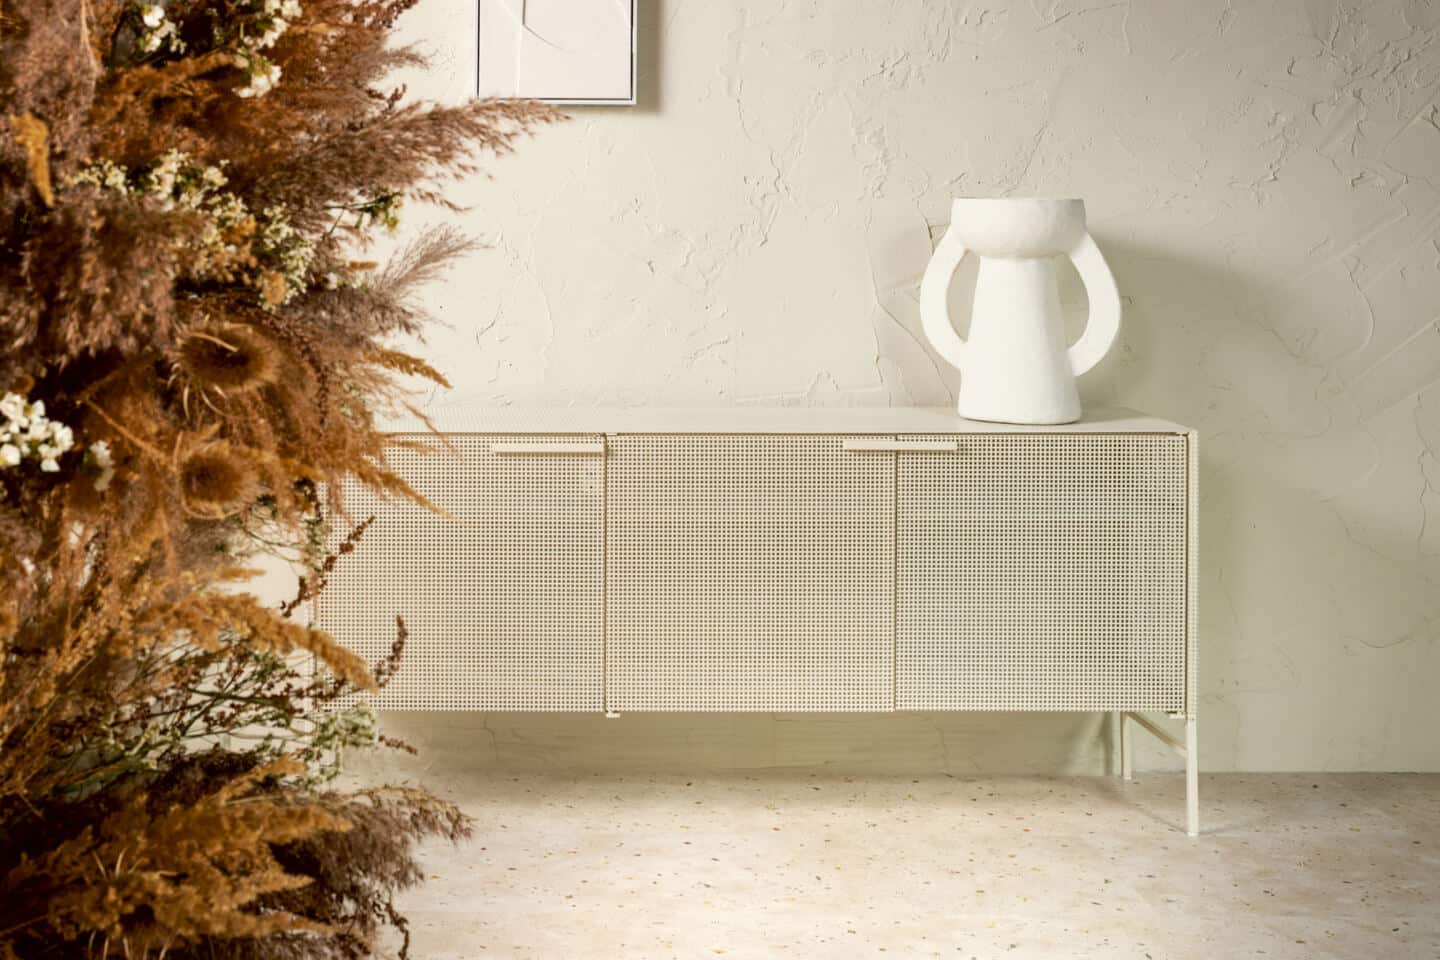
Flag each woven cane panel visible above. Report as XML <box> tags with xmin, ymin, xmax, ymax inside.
<box><xmin>605</xmin><ymin>435</ymin><xmax>894</xmax><ymax>711</ymax></box>
<box><xmin>896</xmin><ymin>433</ymin><xmax>1188</xmax><ymax>712</ymax></box>
<box><xmin>315</xmin><ymin>435</ymin><xmax>604</xmax><ymax>710</ymax></box>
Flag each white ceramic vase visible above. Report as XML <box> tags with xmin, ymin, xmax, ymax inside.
<box><xmin>920</xmin><ymin>197</ymin><xmax>1121</xmax><ymax>425</ymax></box>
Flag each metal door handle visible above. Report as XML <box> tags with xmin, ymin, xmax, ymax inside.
<box><xmin>490</xmin><ymin>439</ymin><xmax>606</xmax><ymax>455</ymax></box>
<box><xmin>841</xmin><ymin>438</ymin><xmax>959</xmax><ymax>452</ymax></box>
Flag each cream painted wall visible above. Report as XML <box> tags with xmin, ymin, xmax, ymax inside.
<box><xmin>326</xmin><ymin>0</ymin><xmax>1440</xmax><ymax>775</ymax></box>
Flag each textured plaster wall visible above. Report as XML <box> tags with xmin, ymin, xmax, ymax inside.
<box><xmin>351</xmin><ymin>0</ymin><xmax>1440</xmax><ymax>773</ymax></box>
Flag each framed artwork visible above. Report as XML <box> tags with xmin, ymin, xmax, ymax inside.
<box><xmin>476</xmin><ymin>0</ymin><xmax>637</xmax><ymax>105</ymax></box>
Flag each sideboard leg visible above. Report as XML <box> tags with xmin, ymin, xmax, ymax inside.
<box><xmin>1119</xmin><ymin>711</ymin><xmax>1132</xmax><ymax>781</ymax></box>
<box><xmin>1185</xmin><ymin>715</ymin><xmax>1199</xmax><ymax>837</ymax></box>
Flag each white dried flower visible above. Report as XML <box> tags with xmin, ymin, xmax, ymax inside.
<box><xmin>67</xmin><ymin>153</ymin><xmax>307</xmax><ymax>308</ymax></box>
<box><xmin>90</xmin><ymin>440</ymin><xmax>115</xmax><ymax>491</ymax></box>
<box><xmin>236</xmin><ymin>58</ymin><xmax>281</xmax><ymax>97</ymax></box>
<box><xmin>133</xmin><ymin>2</ymin><xmax>184</xmax><ymax>55</ymax></box>
<box><xmin>145</xmin><ymin>149</ymin><xmax>184</xmax><ymax>198</ymax></box>
<box><xmin>0</xmin><ymin>393</ymin><xmax>24</xmax><ymax>424</ymax></box>
<box><xmin>257</xmin><ymin>18</ymin><xmax>287</xmax><ymax>47</ymax></box>
<box><xmin>0</xmin><ymin>392</ymin><xmax>78</xmax><ymax>473</ymax></box>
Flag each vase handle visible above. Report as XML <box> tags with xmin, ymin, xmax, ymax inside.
<box><xmin>920</xmin><ymin>228</ymin><xmax>970</xmax><ymax>370</ymax></box>
<box><xmin>1066</xmin><ymin>232</ymin><xmax>1121</xmax><ymax>376</ymax></box>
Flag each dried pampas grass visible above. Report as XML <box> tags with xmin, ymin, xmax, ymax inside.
<box><xmin>0</xmin><ymin>0</ymin><xmax>561</xmax><ymax>954</ymax></box>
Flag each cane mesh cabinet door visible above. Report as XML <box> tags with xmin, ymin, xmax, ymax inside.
<box><xmin>315</xmin><ymin>434</ymin><xmax>605</xmax><ymax>710</ymax></box>
<box><xmin>896</xmin><ymin>433</ymin><xmax>1189</xmax><ymax>712</ymax></box>
<box><xmin>605</xmin><ymin>435</ymin><xmax>895</xmax><ymax>711</ymax></box>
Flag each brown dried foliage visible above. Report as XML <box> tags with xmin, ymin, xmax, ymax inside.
<box><xmin>0</xmin><ymin>0</ymin><xmax>560</xmax><ymax>956</ymax></box>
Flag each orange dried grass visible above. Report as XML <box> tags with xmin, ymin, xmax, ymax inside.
<box><xmin>6</xmin><ymin>112</ymin><xmax>51</xmax><ymax>206</ymax></box>
<box><xmin>7</xmin><ymin>757</ymin><xmax>348</xmax><ymax>952</ymax></box>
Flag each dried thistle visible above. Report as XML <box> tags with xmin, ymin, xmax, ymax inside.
<box><xmin>176</xmin><ymin>324</ymin><xmax>280</xmax><ymax>395</ymax></box>
<box><xmin>179</xmin><ymin>441</ymin><xmax>260</xmax><ymax>517</ymax></box>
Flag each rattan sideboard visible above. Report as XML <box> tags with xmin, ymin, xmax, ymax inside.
<box><xmin>315</xmin><ymin>407</ymin><xmax>1199</xmax><ymax>835</ymax></box>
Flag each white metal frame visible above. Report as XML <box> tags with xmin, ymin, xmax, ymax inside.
<box><xmin>1117</xmin><ymin>711</ymin><xmax>1199</xmax><ymax>837</ymax></box>
<box><xmin>1112</xmin><ymin>428</ymin><xmax>1199</xmax><ymax>836</ymax></box>
<box><xmin>474</xmin><ymin>0</ymin><xmax>638</xmax><ymax>105</ymax></box>
<box><xmin>316</xmin><ymin>407</ymin><xmax>1200</xmax><ymax>836</ymax></box>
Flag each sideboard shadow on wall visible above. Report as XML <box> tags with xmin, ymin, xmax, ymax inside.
<box><xmin>317</xmin><ymin>406</ymin><xmax>1202</xmax><ymax>835</ymax></box>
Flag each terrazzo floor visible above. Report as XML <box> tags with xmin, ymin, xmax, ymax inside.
<box><xmin>384</xmin><ymin>773</ymin><xmax>1438</xmax><ymax>959</ymax></box>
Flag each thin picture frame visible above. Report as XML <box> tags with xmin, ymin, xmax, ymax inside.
<box><xmin>474</xmin><ymin>0</ymin><xmax>638</xmax><ymax>106</ymax></box>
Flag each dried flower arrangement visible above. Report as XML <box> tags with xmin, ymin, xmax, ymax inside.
<box><xmin>0</xmin><ymin>0</ymin><xmax>559</xmax><ymax>956</ymax></box>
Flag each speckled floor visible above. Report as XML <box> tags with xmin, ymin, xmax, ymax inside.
<box><xmin>376</xmin><ymin>772</ymin><xmax>1439</xmax><ymax>959</ymax></box>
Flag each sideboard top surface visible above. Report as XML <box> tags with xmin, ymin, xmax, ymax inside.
<box><xmin>379</xmin><ymin>406</ymin><xmax>1193</xmax><ymax>436</ymax></box>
